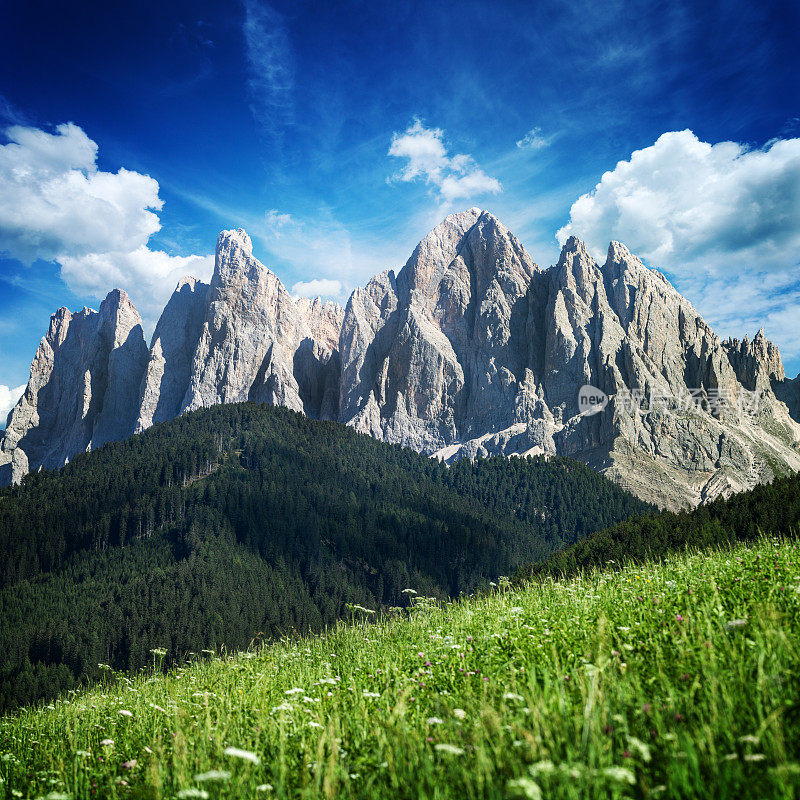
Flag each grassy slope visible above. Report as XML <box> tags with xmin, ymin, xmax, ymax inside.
<box><xmin>2</xmin><ymin>538</ymin><xmax>800</xmax><ymax>800</ymax></box>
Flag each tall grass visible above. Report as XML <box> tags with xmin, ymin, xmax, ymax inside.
<box><xmin>2</xmin><ymin>537</ymin><xmax>799</xmax><ymax>799</ymax></box>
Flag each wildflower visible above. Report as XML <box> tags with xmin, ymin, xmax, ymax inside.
<box><xmin>435</xmin><ymin>743</ymin><xmax>465</xmax><ymax>755</ymax></box>
<box><xmin>362</xmin><ymin>691</ymin><xmax>380</xmax><ymax>698</ymax></box>
<box><xmin>122</xmin><ymin>759</ymin><xmax>137</xmax><ymax>769</ymax></box>
<box><xmin>177</xmin><ymin>791</ymin><xmax>209</xmax><ymax>800</ymax></box>
<box><xmin>118</xmin><ymin>709</ymin><xmax>133</xmax><ymax>717</ymax></box>
<box><xmin>744</xmin><ymin>753</ymin><xmax>766</xmax><ymax>762</ymax></box>
<box><xmin>194</xmin><ymin>770</ymin><xmax>231</xmax><ymax>782</ymax></box>
<box><xmin>602</xmin><ymin>766</ymin><xmax>636</xmax><ymax>784</ymax></box>
<box><xmin>503</xmin><ymin>692</ymin><xmax>524</xmax><ymax>702</ymax></box>
<box><xmin>224</xmin><ymin>747</ymin><xmax>260</xmax><ymax>765</ymax></box>
<box><xmin>256</xmin><ymin>785</ymin><xmax>274</xmax><ymax>793</ymax></box>
<box><xmin>149</xmin><ymin>703</ymin><xmax>168</xmax><ymax>714</ymax></box>
<box><xmin>530</xmin><ymin>760</ymin><xmax>555</xmax><ymax>775</ymax></box>
<box><xmin>427</xmin><ymin>717</ymin><xmax>444</xmax><ymax>725</ymax></box>
<box><xmin>308</xmin><ymin>721</ymin><xmax>323</xmax><ymax>729</ymax></box>
<box><xmin>507</xmin><ymin>776</ymin><xmax>542</xmax><ymax>799</ymax></box>
<box><xmin>100</xmin><ymin>739</ymin><xmax>114</xmax><ymax>747</ymax></box>
<box><xmin>284</xmin><ymin>688</ymin><xmax>304</xmax><ymax>695</ymax></box>
<box><xmin>627</xmin><ymin>736</ymin><xmax>651</xmax><ymax>762</ymax></box>
<box><xmin>676</xmin><ymin>614</ymin><xmax>684</xmax><ymax>622</ymax></box>
<box><xmin>453</xmin><ymin>708</ymin><xmax>467</xmax><ymax>720</ymax></box>
<box><xmin>726</xmin><ymin>619</ymin><xmax>747</xmax><ymax>630</ymax></box>
<box><xmin>271</xmin><ymin>703</ymin><xmax>293</xmax><ymax>713</ymax></box>
<box><xmin>739</xmin><ymin>734</ymin><xmax>760</xmax><ymax>745</ymax></box>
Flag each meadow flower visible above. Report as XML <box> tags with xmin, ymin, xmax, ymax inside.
<box><xmin>506</xmin><ymin>776</ymin><xmax>542</xmax><ymax>799</ymax></box>
<box><xmin>118</xmin><ymin>709</ymin><xmax>133</xmax><ymax>717</ymax></box>
<box><xmin>122</xmin><ymin>759</ymin><xmax>137</xmax><ymax>769</ymax></box>
<box><xmin>308</xmin><ymin>721</ymin><xmax>323</xmax><ymax>728</ymax></box>
<box><xmin>427</xmin><ymin>717</ymin><xmax>444</xmax><ymax>725</ymax></box>
<box><xmin>100</xmin><ymin>739</ymin><xmax>114</xmax><ymax>747</ymax></box>
<box><xmin>177</xmin><ymin>790</ymin><xmax>209</xmax><ymax>799</ymax></box>
<box><xmin>194</xmin><ymin>770</ymin><xmax>231</xmax><ymax>782</ymax></box>
<box><xmin>362</xmin><ymin>691</ymin><xmax>380</xmax><ymax>698</ymax></box>
<box><xmin>224</xmin><ymin>747</ymin><xmax>260</xmax><ymax>765</ymax></box>
<box><xmin>602</xmin><ymin>766</ymin><xmax>636</xmax><ymax>784</ymax></box>
<box><xmin>726</xmin><ymin>619</ymin><xmax>747</xmax><ymax>630</ymax></box>
<box><xmin>453</xmin><ymin>708</ymin><xmax>467</xmax><ymax>720</ymax></box>
<box><xmin>503</xmin><ymin>692</ymin><xmax>524</xmax><ymax>702</ymax></box>
<box><xmin>435</xmin><ymin>743</ymin><xmax>465</xmax><ymax>755</ymax></box>
<box><xmin>256</xmin><ymin>785</ymin><xmax>274</xmax><ymax>792</ymax></box>
<box><xmin>744</xmin><ymin>753</ymin><xmax>766</xmax><ymax>762</ymax></box>
<box><xmin>285</xmin><ymin>688</ymin><xmax>304</xmax><ymax>695</ymax></box>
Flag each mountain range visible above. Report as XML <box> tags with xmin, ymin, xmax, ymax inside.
<box><xmin>2</xmin><ymin>207</ymin><xmax>799</xmax><ymax>509</ymax></box>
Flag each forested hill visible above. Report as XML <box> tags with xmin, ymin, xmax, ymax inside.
<box><xmin>0</xmin><ymin>402</ymin><xmax>651</xmax><ymax>711</ymax></box>
<box><xmin>531</xmin><ymin>470</ymin><xmax>800</xmax><ymax>579</ymax></box>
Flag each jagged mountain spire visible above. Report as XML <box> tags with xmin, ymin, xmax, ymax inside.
<box><xmin>2</xmin><ymin>211</ymin><xmax>799</xmax><ymax>510</ymax></box>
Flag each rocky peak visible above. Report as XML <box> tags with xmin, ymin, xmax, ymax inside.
<box><xmin>0</xmin><ymin>289</ymin><xmax>148</xmax><ymax>484</ymax></box>
<box><xmin>723</xmin><ymin>329</ymin><xmax>786</xmax><ymax>390</ymax></box>
<box><xmin>295</xmin><ymin>296</ymin><xmax>344</xmax><ymax>353</ymax></box>
<box><xmin>396</xmin><ymin>207</ymin><xmax>483</xmax><ymax>299</ymax></box>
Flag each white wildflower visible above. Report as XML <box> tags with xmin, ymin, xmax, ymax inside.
<box><xmin>434</xmin><ymin>743</ymin><xmax>465</xmax><ymax>755</ymax></box>
<box><xmin>426</xmin><ymin>717</ymin><xmax>444</xmax><ymax>725</ymax></box>
<box><xmin>602</xmin><ymin>766</ymin><xmax>636</xmax><ymax>784</ymax></box>
<box><xmin>453</xmin><ymin>708</ymin><xmax>467</xmax><ymax>720</ymax></box>
<box><xmin>194</xmin><ymin>770</ymin><xmax>231</xmax><ymax>782</ymax></box>
<box><xmin>627</xmin><ymin>735</ymin><xmax>652</xmax><ymax>762</ymax></box>
<box><xmin>100</xmin><ymin>739</ymin><xmax>114</xmax><ymax>747</ymax></box>
<box><xmin>256</xmin><ymin>785</ymin><xmax>273</xmax><ymax>793</ymax></box>
<box><xmin>362</xmin><ymin>691</ymin><xmax>380</xmax><ymax>698</ymax></box>
<box><xmin>118</xmin><ymin>709</ymin><xmax>133</xmax><ymax>717</ymax></box>
<box><xmin>284</xmin><ymin>688</ymin><xmax>304</xmax><ymax>695</ymax></box>
<box><xmin>177</xmin><ymin>790</ymin><xmax>209</xmax><ymax>799</ymax></box>
<box><xmin>223</xmin><ymin>747</ymin><xmax>260</xmax><ymax>765</ymax></box>
<box><xmin>507</xmin><ymin>777</ymin><xmax>542</xmax><ymax>799</ymax></box>
<box><xmin>503</xmin><ymin>692</ymin><xmax>524</xmax><ymax>702</ymax></box>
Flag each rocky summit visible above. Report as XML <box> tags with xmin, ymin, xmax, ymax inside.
<box><xmin>2</xmin><ymin>210</ymin><xmax>799</xmax><ymax>508</ymax></box>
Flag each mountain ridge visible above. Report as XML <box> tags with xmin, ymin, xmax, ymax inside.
<box><xmin>2</xmin><ymin>209</ymin><xmax>799</xmax><ymax>508</ymax></box>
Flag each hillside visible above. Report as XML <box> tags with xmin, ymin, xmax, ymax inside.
<box><xmin>1</xmin><ymin>538</ymin><xmax>798</xmax><ymax>799</ymax></box>
<box><xmin>0</xmin><ymin>402</ymin><xmax>651</xmax><ymax>711</ymax></box>
<box><xmin>531</xmin><ymin>472</ymin><xmax>800</xmax><ymax>578</ymax></box>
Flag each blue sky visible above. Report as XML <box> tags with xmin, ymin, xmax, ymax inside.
<box><xmin>2</xmin><ymin>0</ymin><xmax>800</xmax><ymax>418</ymax></box>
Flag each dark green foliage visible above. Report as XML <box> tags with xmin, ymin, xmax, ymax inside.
<box><xmin>0</xmin><ymin>402</ymin><xmax>650</xmax><ymax>712</ymax></box>
<box><xmin>532</xmin><ymin>471</ymin><xmax>800</xmax><ymax>578</ymax></box>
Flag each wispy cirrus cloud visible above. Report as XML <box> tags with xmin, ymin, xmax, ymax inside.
<box><xmin>388</xmin><ymin>119</ymin><xmax>501</xmax><ymax>204</ymax></box>
<box><xmin>242</xmin><ymin>0</ymin><xmax>294</xmax><ymax>134</ymax></box>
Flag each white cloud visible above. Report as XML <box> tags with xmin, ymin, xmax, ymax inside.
<box><xmin>0</xmin><ymin>383</ymin><xmax>25</xmax><ymax>425</ymax></box>
<box><xmin>0</xmin><ymin>122</ymin><xmax>213</xmax><ymax>330</ymax></box>
<box><xmin>388</xmin><ymin>119</ymin><xmax>501</xmax><ymax>204</ymax></box>
<box><xmin>557</xmin><ymin>130</ymin><xmax>800</xmax><ymax>270</ymax></box>
<box><xmin>265</xmin><ymin>208</ymin><xmax>293</xmax><ymax>233</ymax></box>
<box><xmin>516</xmin><ymin>126</ymin><xmax>550</xmax><ymax>150</ymax></box>
<box><xmin>291</xmin><ymin>278</ymin><xmax>343</xmax><ymax>300</ymax></box>
<box><xmin>557</xmin><ymin>129</ymin><xmax>800</xmax><ymax>372</ymax></box>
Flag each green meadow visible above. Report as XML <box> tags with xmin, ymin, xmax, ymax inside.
<box><xmin>2</xmin><ymin>537</ymin><xmax>799</xmax><ymax>800</ymax></box>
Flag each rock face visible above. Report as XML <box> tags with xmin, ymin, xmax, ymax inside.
<box><xmin>337</xmin><ymin>213</ymin><xmax>800</xmax><ymax>508</ymax></box>
<box><xmin>0</xmin><ymin>290</ymin><xmax>149</xmax><ymax>484</ymax></box>
<box><xmin>3</xmin><ymin>210</ymin><xmax>800</xmax><ymax>510</ymax></box>
<box><xmin>135</xmin><ymin>276</ymin><xmax>210</xmax><ymax>433</ymax></box>
<box><xmin>179</xmin><ymin>228</ymin><xmax>341</xmax><ymax>420</ymax></box>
